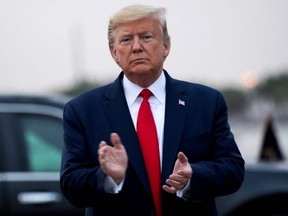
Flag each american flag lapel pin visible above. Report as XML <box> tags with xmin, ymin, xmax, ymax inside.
<box><xmin>178</xmin><ymin>99</ymin><xmax>185</xmax><ymax>106</ymax></box>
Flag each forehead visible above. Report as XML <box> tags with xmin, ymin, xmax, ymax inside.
<box><xmin>115</xmin><ymin>17</ymin><xmax>161</xmax><ymax>35</ymax></box>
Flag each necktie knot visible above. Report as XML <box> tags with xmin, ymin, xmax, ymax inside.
<box><xmin>139</xmin><ymin>89</ymin><xmax>153</xmax><ymax>101</ymax></box>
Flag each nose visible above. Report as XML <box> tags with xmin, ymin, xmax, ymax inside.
<box><xmin>132</xmin><ymin>38</ymin><xmax>143</xmax><ymax>53</ymax></box>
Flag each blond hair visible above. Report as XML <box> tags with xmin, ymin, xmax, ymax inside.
<box><xmin>108</xmin><ymin>4</ymin><xmax>170</xmax><ymax>47</ymax></box>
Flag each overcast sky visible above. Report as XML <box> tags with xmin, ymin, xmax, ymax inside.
<box><xmin>1</xmin><ymin>0</ymin><xmax>288</xmax><ymax>94</ymax></box>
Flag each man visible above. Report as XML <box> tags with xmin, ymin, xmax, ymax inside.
<box><xmin>60</xmin><ymin>4</ymin><xmax>245</xmax><ymax>216</ymax></box>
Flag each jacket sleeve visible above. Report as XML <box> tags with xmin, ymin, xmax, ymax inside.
<box><xmin>186</xmin><ymin>91</ymin><xmax>245</xmax><ymax>200</ymax></box>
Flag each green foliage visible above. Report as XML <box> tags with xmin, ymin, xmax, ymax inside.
<box><xmin>60</xmin><ymin>79</ymin><xmax>101</xmax><ymax>97</ymax></box>
<box><xmin>220</xmin><ymin>70</ymin><xmax>288</xmax><ymax>113</ymax></box>
<box><xmin>59</xmin><ymin>70</ymin><xmax>288</xmax><ymax>113</ymax></box>
<box><xmin>256</xmin><ymin>72</ymin><xmax>288</xmax><ymax>103</ymax></box>
<box><xmin>220</xmin><ymin>88</ymin><xmax>247</xmax><ymax>113</ymax></box>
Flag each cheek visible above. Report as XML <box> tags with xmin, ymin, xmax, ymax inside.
<box><xmin>115</xmin><ymin>53</ymin><xmax>130</xmax><ymax>68</ymax></box>
<box><xmin>116</xmin><ymin>54</ymin><xmax>125</xmax><ymax>65</ymax></box>
<box><xmin>113</xmin><ymin>50</ymin><xmax>123</xmax><ymax>64</ymax></box>
<box><xmin>150</xmin><ymin>45</ymin><xmax>167</xmax><ymax>59</ymax></box>
<box><xmin>116</xmin><ymin>49</ymin><xmax>129</xmax><ymax>60</ymax></box>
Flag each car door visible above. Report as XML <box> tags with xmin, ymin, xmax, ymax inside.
<box><xmin>0</xmin><ymin>102</ymin><xmax>84</xmax><ymax>216</ymax></box>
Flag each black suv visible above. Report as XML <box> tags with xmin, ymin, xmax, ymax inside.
<box><xmin>0</xmin><ymin>94</ymin><xmax>84</xmax><ymax>216</ymax></box>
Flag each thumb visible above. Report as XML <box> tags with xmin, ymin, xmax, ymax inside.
<box><xmin>110</xmin><ymin>133</ymin><xmax>122</xmax><ymax>149</ymax></box>
<box><xmin>177</xmin><ymin>151</ymin><xmax>188</xmax><ymax>163</ymax></box>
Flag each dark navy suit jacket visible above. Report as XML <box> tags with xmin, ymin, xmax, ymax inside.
<box><xmin>60</xmin><ymin>70</ymin><xmax>245</xmax><ymax>216</ymax></box>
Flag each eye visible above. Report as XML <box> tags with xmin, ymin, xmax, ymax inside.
<box><xmin>142</xmin><ymin>34</ymin><xmax>153</xmax><ymax>41</ymax></box>
<box><xmin>119</xmin><ymin>37</ymin><xmax>131</xmax><ymax>45</ymax></box>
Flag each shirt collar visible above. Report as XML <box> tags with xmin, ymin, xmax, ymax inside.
<box><xmin>123</xmin><ymin>71</ymin><xmax>166</xmax><ymax>106</ymax></box>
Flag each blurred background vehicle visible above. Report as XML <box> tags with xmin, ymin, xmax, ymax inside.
<box><xmin>1</xmin><ymin>93</ymin><xmax>287</xmax><ymax>216</ymax></box>
<box><xmin>216</xmin><ymin>161</ymin><xmax>288</xmax><ymax>216</ymax></box>
<box><xmin>215</xmin><ymin>111</ymin><xmax>288</xmax><ymax>215</ymax></box>
<box><xmin>0</xmin><ymin>94</ymin><xmax>84</xmax><ymax>216</ymax></box>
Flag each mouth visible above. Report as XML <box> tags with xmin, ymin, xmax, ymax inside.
<box><xmin>131</xmin><ymin>58</ymin><xmax>148</xmax><ymax>64</ymax></box>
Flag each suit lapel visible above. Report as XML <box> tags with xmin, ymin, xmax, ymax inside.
<box><xmin>161</xmin><ymin>72</ymin><xmax>190</xmax><ymax>183</ymax></box>
<box><xmin>101</xmin><ymin>72</ymin><xmax>190</xmax><ymax>193</ymax></box>
<box><xmin>102</xmin><ymin>73</ymin><xmax>150</xmax><ymax>193</ymax></box>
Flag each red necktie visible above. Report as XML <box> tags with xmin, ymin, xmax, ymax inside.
<box><xmin>137</xmin><ymin>89</ymin><xmax>162</xmax><ymax>216</ymax></box>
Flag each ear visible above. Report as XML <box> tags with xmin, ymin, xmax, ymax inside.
<box><xmin>110</xmin><ymin>45</ymin><xmax>119</xmax><ymax>64</ymax></box>
<box><xmin>163</xmin><ymin>41</ymin><xmax>170</xmax><ymax>58</ymax></box>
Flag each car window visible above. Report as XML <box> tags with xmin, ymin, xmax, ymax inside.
<box><xmin>18</xmin><ymin>114</ymin><xmax>63</xmax><ymax>172</ymax></box>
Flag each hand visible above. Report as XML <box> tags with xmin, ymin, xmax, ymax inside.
<box><xmin>162</xmin><ymin>151</ymin><xmax>192</xmax><ymax>194</ymax></box>
<box><xmin>98</xmin><ymin>133</ymin><xmax>128</xmax><ymax>184</ymax></box>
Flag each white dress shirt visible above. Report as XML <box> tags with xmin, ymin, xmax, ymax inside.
<box><xmin>123</xmin><ymin>71</ymin><xmax>166</xmax><ymax>166</ymax></box>
<box><xmin>104</xmin><ymin>71</ymin><xmax>165</xmax><ymax>193</ymax></box>
<box><xmin>104</xmin><ymin>71</ymin><xmax>189</xmax><ymax>199</ymax></box>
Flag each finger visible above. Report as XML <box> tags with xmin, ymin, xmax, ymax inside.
<box><xmin>98</xmin><ymin>141</ymin><xmax>106</xmax><ymax>153</ymax></box>
<box><xmin>177</xmin><ymin>151</ymin><xmax>188</xmax><ymax>163</ymax></box>
<box><xmin>99</xmin><ymin>141</ymin><xmax>107</xmax><ymax>150</ymax></box>
<box><xmin>162</xmin><ymin>185</ymin><xmax>177</xmax><ymax>194</ymax></box>
<box><xmin>166</xmin><ymin>178</ymin><xmax>184</xmax><ymax>189</ymax></box>
<box><xmin>168</xmin><ymin>174</ymin><xmax>187</xmax><ymax>184</ymax></box>
<box><xmin>98</xmin><ymin>142</ymin><xmax>104</xmax><ymax>154</ymax></box>
<box><xmin>98</xmin><ymin>142</ymin><xmax>108</xmax><ymax>161</ymax></box>
<box><xmin>110</xmin><ymin>133</ymin><xmax>122</xmax><ymax>148</ymax></box>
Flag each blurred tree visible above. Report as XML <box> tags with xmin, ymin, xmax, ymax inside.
<box><xmin>58</xmin><ymin>69</ymin><xmax>288</xmax><ymax>113</ymax></box>
<box><xmin>256</xmin><ymin>71</ymin><xmax>288</xmax><ymax>103</ymax></box>
<box><xmin>220</xmin><ymin>88</ymin><xmax>247</xmax><ymax>114</ymax></box>
<box><xmin>60</xmin><ymin>79</ymin><xmax>102</xmax><ymax>97</ymax></box>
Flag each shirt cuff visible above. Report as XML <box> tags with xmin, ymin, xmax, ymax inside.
<box><xmin>104</xmin><ymin>175</ymin><xmax>125</xmax><ymax>193</ymax></box>
<box><xmin>176</xmin><ymin>179</ymin><xmax>191</xmax><ymax>200</ymax></box>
